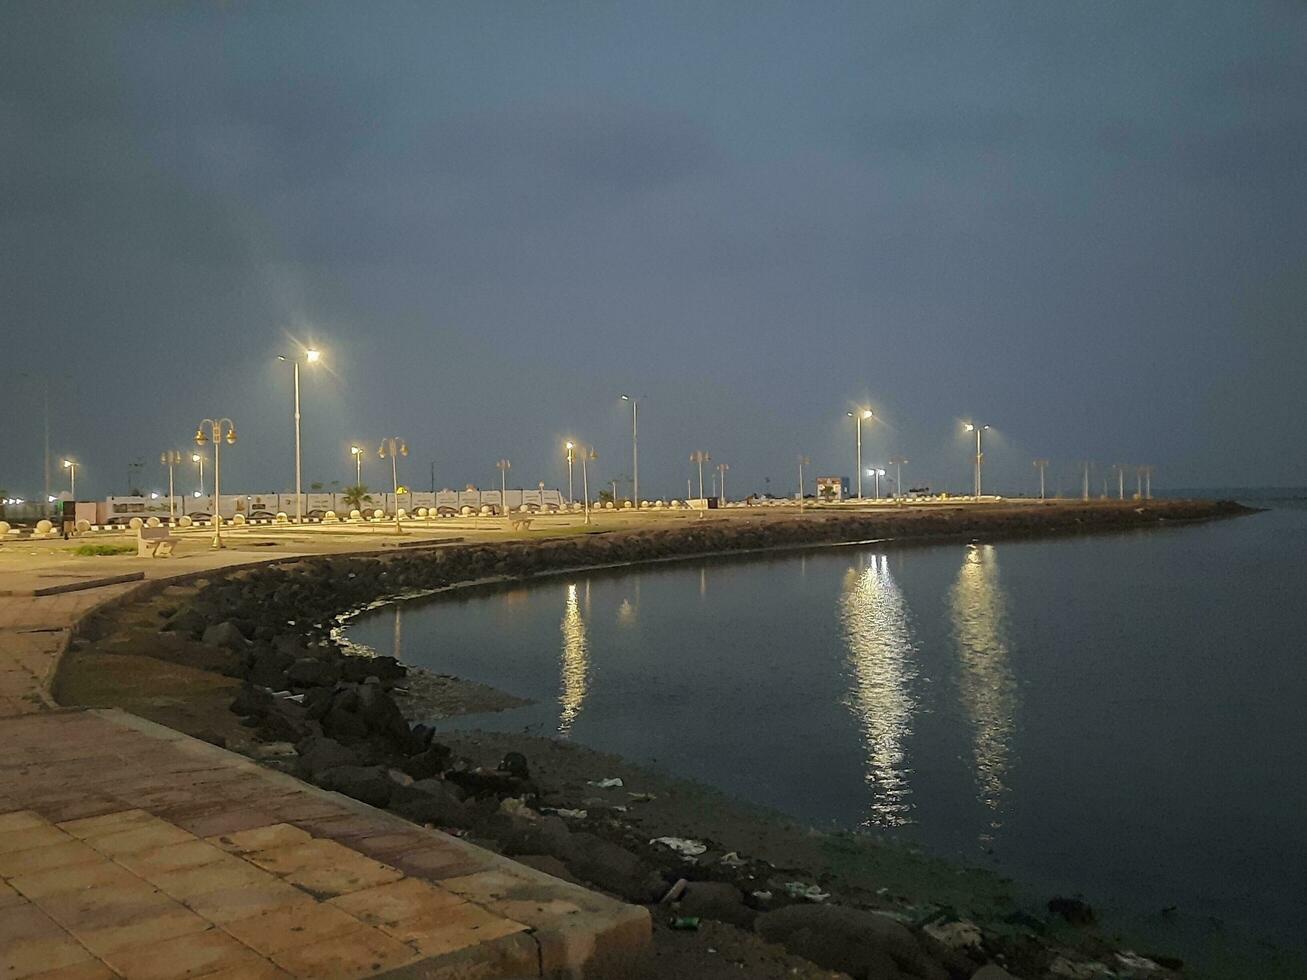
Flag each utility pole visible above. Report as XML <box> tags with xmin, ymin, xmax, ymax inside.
<box><xmin>1082</xmin><ymin>461</ymin><xmax>1091</xmax><ymax>502</ymax></box>
<box><xmin>690</xmin><ymin>451</ymin><xmax>710</xmax><ymax>499</ymax></box>
<box><xmin>1033</xmin><ymin>459</ymin><xmax>1049</xmax><ymax>500</ymax></box>
<box><xmin>717</xmin><ymin>462</ymin><xmax>729</xmax><ymax>505</ymax></box>
<box><xmin>798</xmin><ymin>455</ymin><xmax>810</xmax><ymax>510</ymax></box>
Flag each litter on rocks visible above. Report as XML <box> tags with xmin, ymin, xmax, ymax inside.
<box><xmin>719</xmin><ymin>851</ymin><xmax>747</xmax><ymax>867</ymax></box>
<box><xmin>751</xmin><ymin>890</ymin><xmax>773</xmax><ymax>902</ymax></box>
<box><xmin>541</xmin><ymin>807</ymin><xmax>588</xmax><ymax>820</ymax></box>
<box><xmin>651</xmin><ymin>836</ymin><xmax>708</xmax><ymax>858</ymax></box>
<box><xmin>783</xmin><ymin>881</ymin><xmax>831</xmax><ymax>902</ymax></box>
<box><xmin>668</xmin><ymin>916</ymin><xmax>701</xmax><ymax>930</ymax></box>
<box><xmin>499</xmin><ymin>798</ymin><xmax>538</xmax><ymax>821</ymax></box>
<box><xmin>627</xmin><ymin>791</ymin><xmax>656</xmax><ymax>802</ymax></box>
<box><xmin>588</xmin><ymin>777</ymin><xmax>624</xmax><ymax>788</ymax></box>
<box><xmin>660</xmin><ymin>878</ymin><xmax>689</xmax><ymax>904</ymax></box>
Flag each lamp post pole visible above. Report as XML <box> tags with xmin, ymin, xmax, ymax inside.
<box><xmin>195</xmin><ymin>419</ymin><xmax>236</xmax><ymax>549</ymax></box>
<box><xmin>378</xmin><ymin>438</ymin><xmax>407</xmax><ymax>535</ymax></box>
<box><xmin>351</xmin><ymin>446</ymin><xmax>362</xmax><ymax>485</ymax></box>
<box><xmin>621</xmin><ymin>395</ymin><xmax>638</xmax><ymax>507</ymax></box>
<box><xmin>565</xmin><ymin>443</ymin><xmax>575</xmax><ymax>504</ymax></box>
<box><xmin>1082</xmin><ymin>461</ymin><xmax>1091</xmax><ymax>502</ymax></box>
<box><xmin>888</xmin><ymin>457</ymin><xmax>908</xmax><ymax>499</ymax></box>
<box><xmin>193</xmin><ymin>453</ymin><xmax>205</xmax><ymax>498</ymax></box>
<box><xmin>279</xmin><ymin>349</ymin><xmax>320</xmax><ymax>524</ymax></box>
<box><xmin>62</xmin><ymin>459</ymin><xmax>76</xmax><ymax>500</ymax></box>
<box><xmin>717</xmin><ymin>462</ymin><xmax>729</xmax><ymax>505</ymax></box>
<box><xmin>847</xmin><ymin>409</ymin><xmax>873</xmax><ymax>499</ymax></box>
<box><xmin>797</xmin><ymin>455</ymin><xmax>810</xmax><ymax>510</ymax></box>
<box><xmin>964</xmin><ymin>423</ymin><xmax>989</xmax><ymax>498</ymax></box>
<box><xmin>1033</xmin><ymin>459</ymin><xmax>1048</xmax><ymax>500</ymax></box>
<box><xmin>580</xmin><ymin>447</ymin><xmax>597</xmax><ymax>525</ymax></box>
<box><xmin>1114</xmin><ymin>463</ymin><xmax>1126</xmax><ymax>500</ymax></box>
<box><xmin>497</xmin><ymin>459</ymin><xmax>511</xmax><ymax>522</ymax></box>
<box><xmin>690</xmin><ymin>451</ymin><xmax>710</xmax><ymax>499</ymax></box>
<box><xmin>160</xmin><ymin>452</ymin><xmax>182</xmax><ymax>522</ymax></box>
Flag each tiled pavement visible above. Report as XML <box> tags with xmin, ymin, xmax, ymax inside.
<box><xmin>0</xmin><ymin>709</ymin><xmax>650</xmax><ymax>978</ymax></box>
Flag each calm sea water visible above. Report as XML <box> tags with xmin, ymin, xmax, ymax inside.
<box><xmin>347</xmin><ymin>495</ymin><xmax>1307</xmax><ymax>952</ymax></box>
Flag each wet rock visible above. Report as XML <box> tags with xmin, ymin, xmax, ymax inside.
<box><xmin>389</xmin><ymin>779</ymin><xmax>472</xmax><ymax>828</ymax></box>
<box><xmin>755</xmin><ymin>904</ymin><xmax>947</xmax><ymax>980</ymax></box>
<box><xmin>315</xmin><ymin>765</ymin><xmax>394</xmax><ymax>808</ymax></box>
<box><xmin>357</xmin><ymin>680</ymin><xmax>408</xmax><ymax>743</ymax></box>
<box><xmin>202</xmin><ymin>621</ymin><xmax>250</xmax><ymax>650</ymax></box>
<box><xmin>1047</xmin><ymin>896</ymin><xmax>1095</xmax><ymax>926</ymax></box>
<box><xmin>402</xmin><ymin>742</ymin><xmax>452</xmax><ymax>781</ymax></box>
<box><xmin>286</xmin><ymin>657</ymin><xmax>341</xmax><ymax>688</ymax></box>
<box><xmin>501</xmin><ymin>815</ymin><xmax>576</xmax><ymax>862</ymax></box>
<box><xmin>255</xmin><ymin>700</ymin><xmax>311</xmax><ymax>743</ymax></box>
<box><xmin>229</xmin><ymin>684</ymin><xmax>272</xmax><ymax>718</ymax></box>
<box><xmin>678</xmin><ymin>880</ymin><xmax>755</xmax><ymax>928</ymax></box>
<box><xmin>498</xmin><ymin>751</ymin><xmax>529</xmax><ymax>779</ymax></box>
<box><xmin>296</xmin><ymin>735</ymin><xmax>363</xmax><ymax>777</ymax></box>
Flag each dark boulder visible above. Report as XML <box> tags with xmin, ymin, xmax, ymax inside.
<box><xmin>356</xmin><ymin>681</ymin><xmax>409</xmax><ymax>743</ymax></box>
<box><xmin>1047</xmin><ymin>896</ymin><xmax>1095</xmax><ymax>926</ymax></box>
<box><xmin>229</xmin><ymin>684</ymin><xmax>272</xmax><ymax>718</ymax></box>
<box><xmin>295</xmin><ymin>735</ymin><xmax>363</xmax><ymax>777</ymax></box>
<box><xmin>389</xmin><ymin>778</ymin><xmax>472</xmax><ymax>828</ymax></box>
<box><xmin>340</xmin><ymin>655</ymin><xmax>407</xmax><ymax>685</ymax></box>
<box><xmin>497</xmin><ymin>751</ymin><xmax>529</xmax><ymax>779</ymax></box>
<box><xmin>445</xmin><ymin>767</ymin><xmax>535</xmax><ymax>799</ymax></box>
<box><xmin>401</xmin><ymin>742</ymin><xmax>452</xmax><ymax>781</ymax></box>
<box><xmin>315</xmin><ymin>765</ymin><xmax>394</xmax><ymax>808</ymax></box>
<box><xmin>754</xmin><ymin>904</ymin><xmax>947</xmax><ymax>980</ymax></box>
<box><xmin>202</xmin><ymin>622</ymin><xmax>251</xmax><ymax>650</ymax></box>
<box><xmin>678</xmin><ymin>880</ymin><xmax>755</xmax><ymax>928</ymax></box>
<box><xmin>286</xmin><ymin>657</ymin><xmax>341</xmax><ymax>688</ymax></box>
<box><xmin>161</xmin><ymin>607</ymin><xmax>206</xmax><ymax>638</ymax></box>
<box><xmin>566</xmin><ymin>832</ymin><xmax>665</xmax><ymax>903</ymax></box>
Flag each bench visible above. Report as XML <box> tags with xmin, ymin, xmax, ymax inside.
<box><xmin>137</xmin><ymin>525</ymin><xmax>178</xmax><ymax>558</ymax></box>
<box><xmin>508</xmin><ymin>516</ymin><xmax>533</xmax><ymax>532</ymax></box>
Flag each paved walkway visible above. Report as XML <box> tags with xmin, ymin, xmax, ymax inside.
<box><xmin>0</xmin><ymin>532</ymin><xmax>650</xmax><ymax>978</ymax></box>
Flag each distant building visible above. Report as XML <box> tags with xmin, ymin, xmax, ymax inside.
<box><xmin>816</xmin><ymin>476</ymin><xmax>849</xmax><ymax>502</ymax></box>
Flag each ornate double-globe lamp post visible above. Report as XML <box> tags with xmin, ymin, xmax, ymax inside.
<box><xmin>194</xmin><ymin>419</ymin><xmax>236</xmax><ymax>549</ymax></box>
<box><xmin>378</xmin><ymin>437</ymin><xmax>407</xmax><ymax>535</ymax></box>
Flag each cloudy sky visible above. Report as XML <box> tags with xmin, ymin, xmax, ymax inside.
<box><xmin>2</xmin><ymin>2</ymin><xmax>1303</xmax><ymax>499</ymax></box>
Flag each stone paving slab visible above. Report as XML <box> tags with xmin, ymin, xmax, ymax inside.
<box><xmin>0</xmin><ymin>709</ymin><xmax>651</xmax><ymax>978</ymax></box>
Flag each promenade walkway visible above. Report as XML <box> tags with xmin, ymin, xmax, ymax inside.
<box><xmin>0</xmin><ymin>528</ymin><xmax>649</xmax><ymax>979</ymax></box>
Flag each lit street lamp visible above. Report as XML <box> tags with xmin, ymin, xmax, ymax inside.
<box><xmin>564</xmin><ymin>442</ymin><xmax>575</xmax><ymax>504</ymax></box>
<box><xmin>797</xmin><ymin>455</ymin><xmax>810</xmax><ymax>510</ymax></box>
<box><xmin>620</xmin><ymin>395</ymin><xmax>639</xmax><ymax>506</ymax></box>
<box><xmin>496</xmin><ymin>459</ymin><xmax>511</xmax><ymax>519</ymax></box>
<box><xmin>847</xmin><ymin>409</ymin><xmax>874</xmax><ymax>499</ymax></box>
<box><xmin>869</xmin><ymin>467</ymin><xmax>885</xmax><ymax>500</ymax></box>
<box><xmin>963</xmin><ymin>422</ymin><xmax>990</xmax><ymax>498</ymax></box>
<box><xmin>690</xmin><ymin>451</ymin><xmax>711</xmax><ymax>499</ymax></box>
<box><xmin>1033</xmin><ymin>459</ymin><xmax>1049</xmax><ymax>500</ymax></box>
<box><xmin>350</xmin><ymin>445</ymin><xmax>363</xmax><ymax>485</ymax></box>
<box><xmin>160</xmin><ymin>451</ymin><xmax>183</xmax><ymax>521</ymax></box>
<box><xmin>192</xmin><ymin>452</ymin><xmax>204</xmax><ymax>498</ymax></box>
<box><xmin>195</xmin><ymin>419</ymin><xmax>236</xmax><ymax>549</ymax></box>
<box><xmin>278</xmin><ymin>347</ymin><xmax>321</xmax><ymax>524</ymax></box>
<box><xmin>378</xmin><ymin>437</ymin><xmax>407</xmax><ymax>535</ymax></box>
<box><xmin>61</xmin><ymin>458</ymin><xmax>77</xmax><ymax>499</ymax></box>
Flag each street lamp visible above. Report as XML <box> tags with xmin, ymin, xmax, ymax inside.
<box><xmin>564</xmin><ymin>442</ymin><xmax>575</xmax><ymax>504</ymax></box>
<box><xmin>350</xmin><ymin>445</ymin><xmax>363</xmax><ymax>485</ymax></box>
<box><xmin>963</xmin><ymin>422</ymin><xmax>990</xmax><ymax>498</ymax></box>
<box><xmin>195</xmin><ymin>419</ymin><xmax>236</xmax><ymax>548</ymax></box>
<box><xmin>580</xmin><ymin>446</ymin><xmax>598</xmax><ymax>524</ymax></box>
<box><xmin>797</xmin><ymin>455</ymin><xmax>810</xmax><ymax>510</ymax></box>
<box><xmin>717</xmin><ymin>462</ymin><xmax>729</xmax><ymax>505</ymax></box>
<box><xmin>192</xmin><ymin>452</ymin><xmax>205</xmax><ymax>498</ymax></box>
<box><xmin>690</xmin><ymin>451</ymin><xmax>711</xmax><ymax>499</ymax></box>
<box><xmin>868</xmin><ymin>467</ymin><xmax>885</xmax><ymax>500</ymax></box>
<box><xmin>1113</xmin><ymin>463</ymin><xmax>1126</xmax><ymax>500</ymax></box>
<box><xmin>620</xmin><ymin>395</ymin><xmax>639</xmax><ymax>506</ymax></box>
<box><xmin>160</xmin><ymin>451</ymin><xmax>183</xmax><ymax>521</ymax></box>
<box><xmin>1033</xmin><ymin>459</ymin><xmax>1049</xmax><ymax>500</ymax></box>
<box><xmin>496</xmin><ymin>459</ymin><xmax>511</xmax><ymax>520</ymax></box>
<box><xmin>887</xmin><ymin>457</ymin><xmax>909</xmax><ymax>499</ymax></box>
<box><xmin>61</xmin><ymin>458</ymin><xmax>77</xmax><ymax>499</ymax></box>
<box><xmin>847</xmin><ymin>409</ymin><xmax>874</xmax><ymax>499</ymax></box>
<box><xmin>278</xmin><ymin>348</ymin><xmax>321</xmax><ymax>524</ymax></box>
<box><xmin>378</xmin><ymin>438</ymin><xmax>407</xmax><ymax>534</ymax></box>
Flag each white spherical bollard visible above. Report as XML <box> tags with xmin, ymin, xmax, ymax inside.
<box><xmin>460</xmin><ymin>505</ymin><xmax>473</xmax><ymax>516</ymax></box>
<box><xmin>397</xmin><ymin>508</ymin><xmax>408</xmax><ymax>520</ymax></box>
<box><xmin>276</xmin><ymin>512</ymin><xmax>288</xmax><ymax>524</ymax></box>
<box><xmin>128</xmin><ymin>517</ymin><xmax>143</xmax><ymax>530</ymax></box>
<box><xmin>75</xmin><ymin>518</ymin><xmax>91</xmax><ymax>532</ymax></box>
<box><xmin>0</xmin><ymin>520</ymin><xmax>11</xmax><ymax>536</ymax></box>
<box><xmin>36</xmin><ymin>519</ymin><xmax>53</xmax><ymax>536</ymax></box>
<box><xmin>623</xmin><ymin>500</ymin><xmax>633</xmax><ymax>509</ymax></box>
<box><xmin>654</xmin><ymin>499</ymin><xmax>665</xmax><ymax>508</ymax></box>
<box><xmin>372</xmin><ymin>509</ymin><xmax>384</xmax><ymax>520</ymax></box>
<box><xmin>146</xmin><ymin>516</ymin><xmax>161</xmax><ymax>527</ymax></box>
<box><xmin>324</xmin><ymin>510</ymin><xmax>337</xmax><ymax>522</ymax></box>
<box><xmin>417</xmin><ymin>508</ymin><xmax>428</xmax><ymax>518</ymax></box>
<box><xmin>232</xmin><ymin>513</ymin><xmax>246</xmax><ymax>525</ymax></box>
<box><xmin>350</xmin><ymin>509</ymin><xmax>362</xmax><ymax>521</ymax></box>
<box><xmin>178</xmin><ymin>515</ymin><xmax>192</xmax><ymax>528</ymax></box>
<box><xmin>479</xmin><ymin>505</ymin><xmax>492</xmax><ymax>516</ymax></box>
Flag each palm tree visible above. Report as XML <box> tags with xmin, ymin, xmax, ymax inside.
<box><xmin>342</xmin><ymin>484</ymin><xmax>373</xmax><ymax>512</ymax></box>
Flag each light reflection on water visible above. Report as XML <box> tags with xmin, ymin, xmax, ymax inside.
<box><xmin>949</xmin><ymin>544</ymin><xmax>1018</xmax><ymax>838</ymax></box>
<box><xmin>839</xmin><ymin>553</ymin><xmax>918</xmax><ymax>827</ymax></box>
<box><xmin>558</xmin><ymin>583</ymin><xmax>590</xmax><ymax>736</ymax></box>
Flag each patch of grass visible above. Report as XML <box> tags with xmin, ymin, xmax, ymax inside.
<box><xmin>73</xmin><ymin>542</ymin><xmax>137</xmax><ymax>557</ymax></box>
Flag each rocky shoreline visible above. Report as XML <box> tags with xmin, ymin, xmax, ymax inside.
<box><xmin>57</xmin><ymin>502</ymin><xmax>1259</xmax><ymax>980</ymax></box>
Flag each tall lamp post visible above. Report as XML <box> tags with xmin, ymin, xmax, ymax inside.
<box><xmin>579</xmin><ymin>446</ymin><xmax>597</xmax><ymax>525</ymax></box>
<box><xmin>278</xmin><ymin>348</ymin><xmax>321</xmax><ymax>524</ymax></box>
<box><xmin>888</xmin><ymin>457</ymin><xmax>908</xmax><ymax>498</ymax></box>
<box><xmin>717</xmin><ymin>462</ymin><xmax>729</xmax><ymax>505</ymax></box>
<box><xmin>620</xmin><ymin>395</ymin><xmax>639</xmax><ymax>506</ymax></box>
<box><xmin>564</xmin><ymin>442</ymin><xmax>575</xmax><ymax>504</ymax></box>
<box><xmin>870</xmin><ymin>467</ymin><xmax>885</xmax><ymax>500</ymax></box>
<box><xmin>195</xmin><ymin>419</ymin><xmax>236</xmax><ymax>549</ymax></box>
<box><xmin>61</xmin><ymin>458</ymin><xmax>77</xmax><ymax>499</ymax></box>
<box><xmin>350</xmin><ymin>445</ymin><xmax>363</xmax><ymax>485</ymax></box>
<box><xmin>847</xmin><ymin>409</ymin><xmax>873</xmax><ymax>499</ymax></box>
<box><xmin>496</xmin><ymin>459</ymin><xmax>511</xmax><ymax>520</ymax></box>
<box><xmin>690</xmin><ymin>451</ymin><xmax>710</xmax><ymax>499</ymax></box>
<box><xmin>192</xmin><ymin>452</ymin><xmax>205</xmax><ymax>498</ymax></box>
<box><xmin>963</xmin><ymin>422</ymin><xmax>990</xmax><ymax>498</ymax></box>
<box><xmin>1113</xmin><ymin>463</ymin><xmax>1126</xmax><ymax>500</ymax></box>
<box><xmin>797</xmin><ymin>455</ymin><xmax>810</xmax><ymax>510</ymax></box>
<box><xmin>1033</xmin><ymin>459</ymin><xmax>1049</xmax><ymax>500</ymax></box>
<box><xmin>378</xmin><ymin>437</ymin><xmax>407</xmax><ymax>535</ymax></box>
<box><xmin>160</xmin><ymin>451</ymin><xmax>182</xmax><ymax>522</ymax></box>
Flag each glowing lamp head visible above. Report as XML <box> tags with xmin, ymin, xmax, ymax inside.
<box><xmin>964</xmin><ymin>423</ymin><xmax>975</xmax><ymax>432</ymax></box>
<box><xmin>62</xmin><ymin>459</ymin><xmax>72</xmax><ymax>469</ymax></box>
<box><xmin>195</xmin><ymin>428</ymin><xmax>209</xmax><ymax>446</ymax></box>
<box><xmin>191</xmin><ymin>453</ymin><xmax>201</xmax><ymax>462</ymax></box>
<box><xmin>225</xmin><ymin>428</ymin><xmax>237</xmax><ymax>445</ymax></box>
<box><xmin>305</xmin><ymin>348</ymin><xmax>321</xmax><ymax>363</ymax></box>
<box><xmin>350</xmin><ymin>445</ymin><xmax>361</xmax><ymax>456</ymax></box>
<box><xmin>861</xmin><ymin>409</ymin><xmax>873</xmax><ymax>419</ymax></box>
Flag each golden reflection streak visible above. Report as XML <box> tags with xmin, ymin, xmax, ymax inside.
<box><xmin>948</xmin><ymin>544</ymin><xmax>1018</xmax><ymax>831</ymax></box>
<box><xmin>558</xmin><ymin>583</ymin><xmax>590</xmax><ymax>737</ymax></box>
<box><xmin>392</xmin><ymin>605</ymin><xmax>402</xmax><ymax>661</ymax></box>
<box><xmin>839</xmin><ymin>554</ymin><xmax>916</xmax><ymax>827</ymax></box>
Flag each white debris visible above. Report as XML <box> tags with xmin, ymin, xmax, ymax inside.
<box><xmin>499</xmin><ymin>798</ymin><xmax>538</xmax><ymax>821</ymax></box>
<box><xmin>923</xmin><ymin>919</ymin><xmax>983</xmax><ymax>950</ymax></box>
<box><xmin>1116</xmin><ymin>951</ymin><xmax>1161</xmax><ymax>973</ymax></box>
<box><xmin>542</xmin><ymin>807</ymin><xmax>588</xmax><ymax>820</ymax></box>
<box><xmin>751</xmin><ymin>890</ymin><xmax>773</xmax><ymax>902</ymax></box>
<box><xmin>588</xmin><ymin>777</ymin><xmax>624</xmax><ymax>788</ymax></box>
<box><xmin>650</xmin><ymin>836</ymin><xmax>708</xmax><ymax>858</ymax></box>
<box><xmin>719</xmin><ymin>851</ymin><xmax>747</xmax><ymax>867</ymax></box>
<box><xmin>783</xmin><ymin>881</ymin><xmax>831</xmax><ymax>902</ymax></box>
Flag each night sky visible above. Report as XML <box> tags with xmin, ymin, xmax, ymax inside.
<box><xmin>2</xmin><ymin>2</ymin><xmax>1303</xmax><ymax>500</ymax></box>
